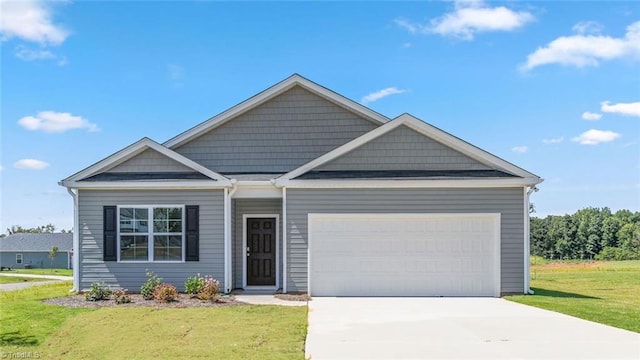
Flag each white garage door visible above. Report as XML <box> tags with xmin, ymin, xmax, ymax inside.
<box><xmin>308</xmin><ymin>213</ymin><xmax>501</xmax><ymax>297</ymax></box>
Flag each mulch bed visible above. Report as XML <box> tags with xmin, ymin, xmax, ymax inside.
<box><xmin>44</xmin><ymin>294</ymin><xmax>247</xmax><ymax>308</ymax></box>
<box><xmin>274</xmin><ymin>293</ymin><xmax>311</xmax><ymax>302</ymax></box>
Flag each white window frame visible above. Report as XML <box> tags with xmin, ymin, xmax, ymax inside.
<box><xmin>116</xmin><ymin>205</ymin><xmax>186</xmax><ymax>263</ymax></box>
<box><xmin>16</xmin><ymin>253</ymin><xmax>23</xmax><ymax>265</ymax></box>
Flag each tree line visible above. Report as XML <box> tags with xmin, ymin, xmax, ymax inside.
<box><xmin>531</xmin><ymin>208</ymin><xmax>640</xmax><ymax>261</ymax></box>
<box><xmin>1</xmin><ymin>224</ymin><xmax>71</xmax><ymax>237</ymax></box>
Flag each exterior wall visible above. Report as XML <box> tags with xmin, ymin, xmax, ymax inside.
<box><xmin>77</xmin><ymin>189</ymin><xmax>224</xmax><ymax>291</ymax></box>
<box><xmin>285</xmin><ymin>188</ymin><xmax>525</xmax><ymax>294</ymax></box>
<box><xmin>232</xmin><ymin>198</ymin><xmax>283</xmax><ymax>289</ymax></box>
<box><xmin>175</xmin><ymin>86</ymin><xmax>379</xmax><ymax>173</ymax></box>
<box><xmin>105</xmin><ymin>149</ymin><xmax>193</xmax><ymax>173</ymax></box>
<box><xmin>318</xmin><ymin>125</ymin><xmax>491</xmax><ymax>171</ymax></box>
<box><xmin>0</xmin><ymin>251</ymin><xmax>69</xmax><ymax>269</ymax></box>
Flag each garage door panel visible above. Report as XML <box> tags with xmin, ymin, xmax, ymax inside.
<box><xmin>309</xmin><ymin>213</ymin><xmax>500</xmax><ymax>297</ymax></box>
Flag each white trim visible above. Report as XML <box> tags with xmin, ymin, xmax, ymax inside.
<box><xmin>524</xmin><ymin>187</ymin><xmax>530</xmax><ymax>294</ymax></box>
<box><xmin>164</xmin><ymin>74</ymin><xmax>389</xmax><ymax>148</ymax></box>
<box><xmin>307</xmin><ymin>213</ymin><xmax>501</xmax><ymax>297</ymax></box>
<box><xmin>60</xmin><ymin>137</ymin><xmax>231</xmax><ymax>186</ymax></box>
<box><xmin>116</xmin><ymin>205</ymin><xmax>186</xmax><ymax>263</ymax></box>
<box><xmin>276</xmin><ymin>113</ymin><xmax>542</xmax><ymax>185</ymax></box>
<box><xmin>67</xmin><ymin>188</ymin><xmax>80</xmax><ymax>290</ymax></box>
<box><xmin>232</xmin><ymin>184</ymin><xmax>282</xmax><ymax>199</ymax></box>
<box><xmin>62</xmin><ymin>181</ymin><xmax>226</xmax><ymax>189</ymax></box>
<box><xmin>277</xmin><ymin>178</ymin><xmax>539</xmax><ymax>188</ymax></box>
<box><xmin>242</xmin><ymin>214</ymin><xmax>280</xmax><ymax>290</ymax></box>
<box><xmin>282</xmin><ymin>187</ymin><xmax>288</xmax><ymax>293</ymax></box>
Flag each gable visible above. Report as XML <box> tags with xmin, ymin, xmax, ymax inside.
<box><xmin>104</xmin><ymin>148</ymin><xmax>193</xmax><ymax>173</ymax></box>
<box><xmin>174</xmin><ymin>86</ymin><xmax>379</xmax><ymax>173</ymax></box>
<box><xmin>316</xmin><ymin>125</ymin><xmax>492</xmax><ymax>172</ymax></box>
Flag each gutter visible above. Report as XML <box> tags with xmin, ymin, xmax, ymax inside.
<box><xmin>525</xmin><ymin>185</ymin><xmax>539</xmax><ymax>295</ymax></box>
<box><xmin>65</xmin><ymin>187</ymin><xmax>80</xmax><ymax>292</ymax></box>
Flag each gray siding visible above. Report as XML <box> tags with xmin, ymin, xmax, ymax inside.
<box><xmin>77</xmin><ymin>189</ymin><xmax>224</xmax><ymax>291</ymax></box>
<box><xmin>318</xmin><ymin>125</ymin><xmax>491</xmax><ymax>171</ymax></box>
<box><xmin>105</xmin><ymin>149</ymin><xmax>192</xmax><ymax>173</ymax></box>
<box><xmin>175</xmin><ymin>86</ymin><xmax>379</xmax><ymax>173</ymax></box>
<box><xmin>0</xmin><ymin>251</ymin><xmax>70</xmax><ymax>269</ymax></box>
<box><xmin>286</xmin><ymin>188</ymin><xmax>525</xmax><ymax>294</ymax></box>
<box><xmin>232</xmin><ymin>199</ymin><xmax>283</xmax><ymax>289</ymax></box>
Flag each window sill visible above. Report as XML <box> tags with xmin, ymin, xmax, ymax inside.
<box><xmin>116</xmin><ymin>261</ymin><xmax>186</xmax><ymax>264</ymax></box>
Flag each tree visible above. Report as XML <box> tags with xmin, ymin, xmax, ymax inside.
<box><xmin>7</xmin><ymin>224</ymin><xmax>56</xmax><ymax>235</ymax></box>
<box><xmin>49</xmin><ymin>246</ymin><xmax>59</xmax><ymax>271</ymax></box>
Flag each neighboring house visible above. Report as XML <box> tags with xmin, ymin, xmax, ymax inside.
<box><xmin>0</xmin><ymin>233</ymin><xmax>73</xmax><ymax>269</ymax></box>
<box><xmin>60</xmin><ymin>74</ymin><xmax>542</xmax><ymax>297</ymax></box>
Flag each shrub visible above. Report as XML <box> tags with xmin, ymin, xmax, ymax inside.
<box><xmin>196</xmin><ymin>276</ymin><xmax>220</xmax><ymax>301</ymax></box>
<box><xmin>112</xmin><ymin>288</ymin><xmax>131</xmax><ymax>304</ymax></box>
<box><xmin>184</xmin><ymin>274</ymin><xmax>205</xmax><ymax>297</ymax></box>
<box><xmin>85</xmin><ymin>282</ymin><xmax>112</xmax><ymax>301</ymax></box>
<box><xmin>141</xmin><ymin>270</ymin><xmax>162</xmax><ymax>300</ymax></box>
<box><xmin>153</xmin><ymin>283</ymin><xmax>178</xmax><ymax>303</ymax></box>
<box><xmin>596</xmin><ymin>247</ymin><xmax>640</xmax><ymax>261</ymax></box>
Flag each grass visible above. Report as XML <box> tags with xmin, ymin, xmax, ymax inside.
<box><xmin>0</xmin><ymin>283</ymin><xmax>308</xmax><ymax>359</ymax></box>
<box><xmin>0</xmin><ymin>276</ymin><xmax>52</xmax><ymax>284</ymax></box>
<box><xmin>7</xmin><ymin>268</ymin><xmax>73</xmax><ymax>277</ymax></box>
<box><xmin>506</xmin><ymin>260</ymin><xmax>640</xmax><ymax>333</ymax></box>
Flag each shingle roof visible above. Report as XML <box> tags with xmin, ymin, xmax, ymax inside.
<box><xmin>0</xmin><ymin>233</ymin><xmax>73</xmax><ymax>252</ymax></box>
<box><xmin>295</xmin><ymin>170</ymin><xmax>518</xmax><ymax>180</ymax></box>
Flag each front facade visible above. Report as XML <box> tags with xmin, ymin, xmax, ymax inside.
<box><xmin>0</xmin><ymin>233</ymin><xmax>73</xmax><ymax>269</ymax></box>
<box><xmin>61</xmin><ymin>75</ymin><xmax>542</xmax><ymax>296</ymax></box>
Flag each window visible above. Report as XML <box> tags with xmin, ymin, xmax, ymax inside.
<box><xmin>16</xmin><ymin>254</ymin><xmax>23</xmax><ymax>264</ymax></box>
<box><xmin>118</xmin><ymin>206</ymin><xmax>184</xmax><ymax>262</ymax></box>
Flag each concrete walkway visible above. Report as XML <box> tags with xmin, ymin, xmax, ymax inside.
<box><xmin>234</xmin><ymin>294</ymin><xmax>307</xmax><ymax>307</ymax></box>
<box><xmin>0</xmin><ymin>273</ymin><xmax>72</xmax><ymax>291</ymax></box>
<box><xmin>306</xmin><ymin>297</ymin><xmax>640</xmax><ymax>360</ymax></box>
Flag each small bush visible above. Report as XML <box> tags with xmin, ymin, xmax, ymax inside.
<box><xmin>184</xmin><ymin>274</ymin><xmax>205</xmax><ymax>297</ymax></box>
<box><xmin>141</xmin><ymin>270</ymin><xmax>162</xmax><ymax>300</ymax></box>
<box><xmin>596</xmin><ymin>247</ymin><xmax>640</xmax><ymax>261</ymax></box>
<box><xmin>112</xmin><ymin>288</ymin><xmax>131</xmax><ymax>304</ymax></box>
<box><xmin>85</xmin><ymin>282</ymin><xmax>112</xmax><ymax>301</ymax></box>
<box><xmin>153</xmin><ymin>283</ymin><xmax>178</xmax><ymax>303</ymax></box>
<box><xmin>196</xmin><ymin>276</ymin><xmax>220</xmax><ymax>301</ymax></box>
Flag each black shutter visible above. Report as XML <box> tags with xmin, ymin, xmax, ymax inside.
<box><xmin>185</xmin><ymin>205</ymin><xmax>199</xmax><ymax>261</ymax></box>
<box><xmin>103</xmin><ymin>206</ymin><xmax>117</xmax><ymax>261</ymax></box>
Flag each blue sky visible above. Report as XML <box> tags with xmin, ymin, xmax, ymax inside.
<box><xmin>1</xmin><ymin>1</ymin><xmax>639</xmax><ymax>232</ymax></box>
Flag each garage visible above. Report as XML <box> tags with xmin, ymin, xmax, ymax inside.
<box><xmin>308</xmin><ymin>213</ymin><xmax>501</xmax><ymax>297</ymax></box>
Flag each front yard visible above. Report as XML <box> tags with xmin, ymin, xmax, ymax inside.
<box><xmin>0</xmin><ymin>282</ymin><xmax>308</xmax><ymax>359</ymax></box>
<box><xmin>506</xmin><ymin>260</ymin><xmax>640</xmax><ymax>333</ymax></box>
<box><xmin>0</xmin><ymin>276</ymin><xmax>52</xmax><ymax>284</ymax></box>
<box><xmin>7</xmin><ymin>268</ymin><xmax>73</xmax><ymax>277</ymax></box>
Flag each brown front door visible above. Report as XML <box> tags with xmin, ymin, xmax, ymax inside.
<box><xmin>246</xmin><ymin>218</ymin><xmax>276</xmax><ymax>286</ymax></box>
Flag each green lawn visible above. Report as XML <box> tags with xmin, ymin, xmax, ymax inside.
<box><xmin>0</xmin><ymin>276</ymin><xmax>52</xmax><ymax>284</ymax></box>
<box><xmin>506</xmin><ymin>260</ymin><xmax>640</xmax><ymax>333</ymax></box>
<box><xmin>0</xmin><ymin>282</ymin><xmax>308</xmax><ymax>359</ymax></box>
<box><xmin>7</xmin><ymin>268</ymin><xmax>73</xmax><ymax>277</ymax></box>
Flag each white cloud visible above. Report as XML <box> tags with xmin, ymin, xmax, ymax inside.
<box><xmin>14</xmin><ymin>159</ymin><xmax>50</xmax><ymax>170</ymax></box>
<box><xmin>572</xmin><ymin>129</ymin><xmax>620</xmax><ymax>145</ymax></box>
<box><xmin>572</xmin><ymin>21</ymin><xmax>604</xmax><ymax>35</ymax></box>
<box><xmin>0</xmin><ymin>165</ymin><xmax>3</xmax><ymax>172</ymax></box>
<box><xmin>521</xmin><ymin>21</ymin><xmax>640</xmax><ymax>71</ymax></box>
<box><xmin>0</xmin><ymin>0</ymin><xmax>69</xmax><ymax>45</ymax></box>
<box><xmin>582</xmin><ymin>111</ymin><xmax>602</xmax><ymax>121</ymax></box>
<box><xmin>361</xmin><ymin>87</ymin><xmax>407</xmax><ymax>104</ymax></box>
<box><xmin>14</xmin><ymin>45</ymin><xmax>55</xmax><ymax>61</ymax></box>
<box><xmin>543</xmin><ymin>137</ymin><xmax>564</xmax><ymax>144</ymax></box>
<box><xmin>396</xmin><ymin>0</ymin><xmax>534</xmax><ymax>41</ymax></box>
<box><xmin>511</xmin><ymin>146</ymin><xmax>528</xmax><ymax>153</ymax></box>
<box><xmin>18</xmin><ymin>111</ymin><xmax>99</xmax><ymax>133</ymax></box>
<box><xmin>601</xmin><ymin>101</ymin><xmax>640</xmax><ymax>117</ymax></box>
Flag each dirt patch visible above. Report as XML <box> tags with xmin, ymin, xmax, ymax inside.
<box><xmin>532</xmin><ymin>261</ymin><xmax>606</xmax><ymax>271</ymax></box>
<box><xmin>274</xmin><ymin>293</ymin><xmax>311</xmax><ymax>302</ymax></box>
<box><xmin>44</xmin><ymin>294</ymin><xmax>247</xmax><ymax>308</ymax></box>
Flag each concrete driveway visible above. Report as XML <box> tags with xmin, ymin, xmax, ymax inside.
<box><xmin>306</xmin><ymin>297</ymin><xmax>640</xmax><ymax>359</ymax></box>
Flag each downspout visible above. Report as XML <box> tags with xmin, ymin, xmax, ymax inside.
<box><xmin>525</xmin><ymin>185</ymin><xmax>538</xmax><ymax>295</ymax></box>
<box><xmin>282</xmin><ymin>187</ymin><xmax>287</xmax><ymax>293</ymax></box>
<box><xmin>66</xmin><ymin>187</ymin><xmax>80</xmax><ymax>292</ymax></box>
<box><xmin>224</xmin><ymin>180</ymin><xmax>238</xmax><ymax>293</ymax></box>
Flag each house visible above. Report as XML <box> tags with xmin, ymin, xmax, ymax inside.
<box><xmin>60</xmin><ymin>74</ymin><xmax>542</xmax><ymax>297</ymax></box>
<box><xmin>0</xmin><ymin>233</ymin><xmax>73</xmax><ymax>269</ymax></box>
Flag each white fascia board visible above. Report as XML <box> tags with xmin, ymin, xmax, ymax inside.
<box><xmin>277</xmin><ymin>178</ymin><xmax>539</xmax><ymax>188</ymax></box>
<box><xmin>59</xmin><ymin>180</ymin><xmax>226</xmax><ymax>189</ymax></box>
<box><xmin>61</xmin><ymin>137</ymin><xmax>231</xmax><ymax>186</ymax></box>
<box><xmin>163</xmin><ymin>74</ymin><xmax>389</xmax><ymax>148</ymax></box>
<box><xmin>275</xmin><ymin>119</ymin><xmax>406</xmax><ymax>184</ymax></box>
